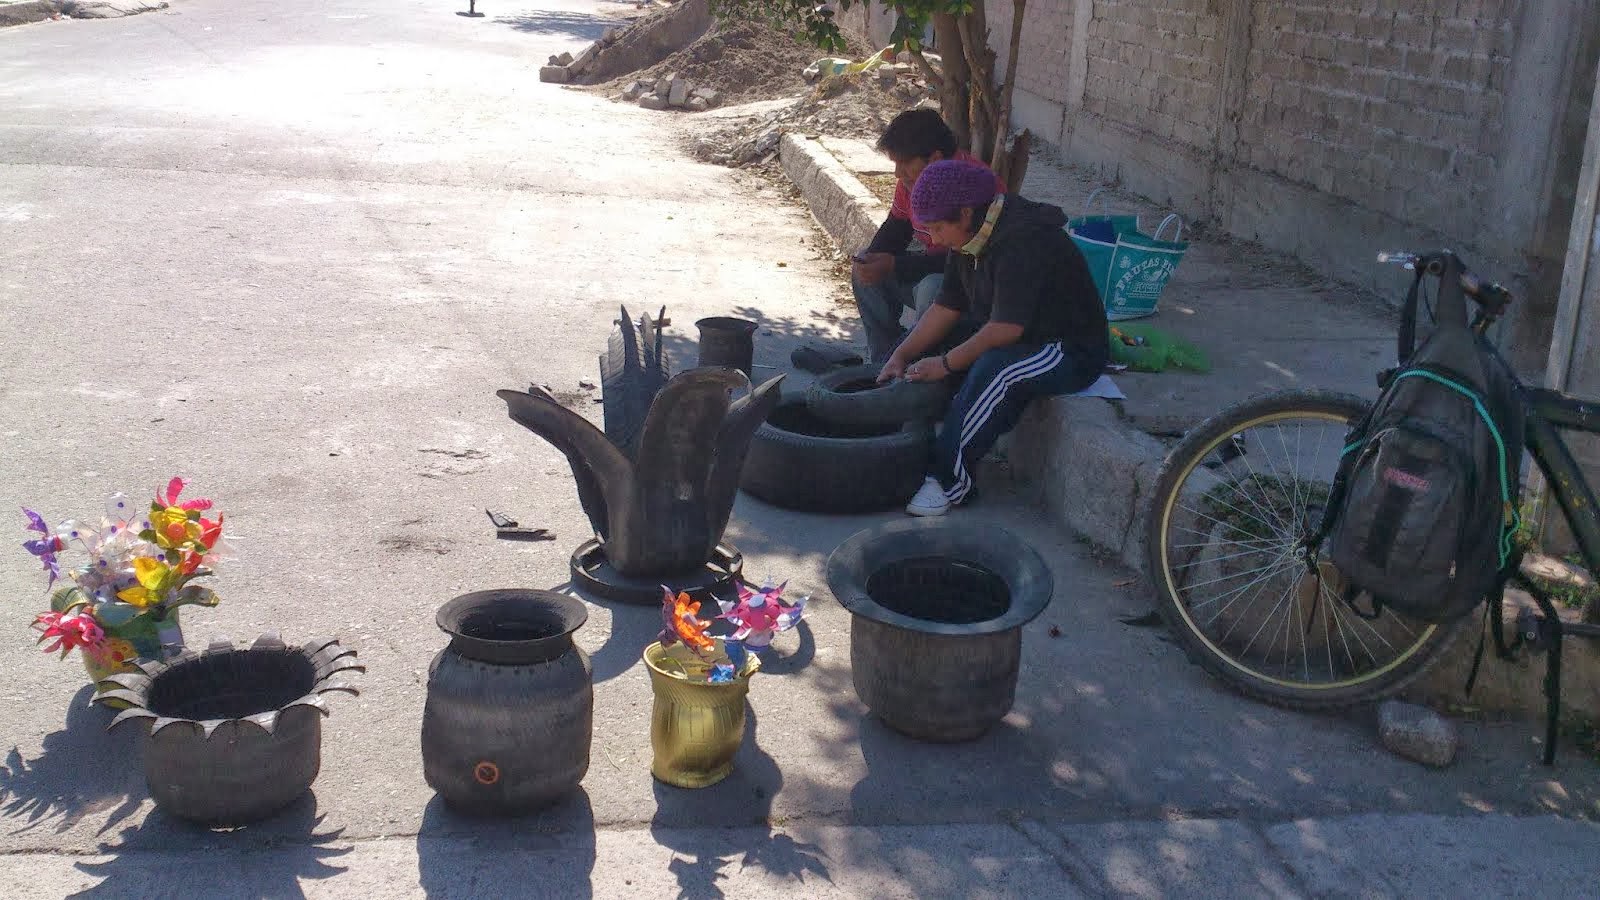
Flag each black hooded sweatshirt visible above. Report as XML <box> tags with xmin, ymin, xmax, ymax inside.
<box><xmin>934</xmin><ymin>195</ymin><xmax>1109</xmax><ymax>364</ymax></box>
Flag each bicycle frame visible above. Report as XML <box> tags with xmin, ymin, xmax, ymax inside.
<box><xmin>1524</xmin><ymin>388</ymin><xmax>1600</xmax><ymax>587</ymax></box>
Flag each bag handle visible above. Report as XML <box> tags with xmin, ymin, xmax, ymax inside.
<box><xmin>1153</xmin><ymin>214</ymin><xmax>1184</xmax><ymax>243</ymax></box>
<box><xmin>1084</xmin><ymin>188</ymin><xmax>1113</xmax><ymax>217</ymax></box>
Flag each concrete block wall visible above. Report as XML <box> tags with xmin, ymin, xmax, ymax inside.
<box><xmin>844</xmin><ymin>0</ymin><xmax>1600</xmax><ymax>369</ymax></box>
<box><xmin>1236</xmin><ymin>1</ymin><xmax>1511</xmax><ymax>237</ymax></box>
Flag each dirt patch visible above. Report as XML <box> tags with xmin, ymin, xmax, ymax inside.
<box><xmin>590</xmin><ymin>14</ymin><xmax>847</xmax><ymax>106</ymax></box>
<box><xmin>859</xmin><ymin>172</ymin><xmax>897</xmax><ymax>206</ymax></box>
<box><xmin>681</xmin><ymin>71</ymin><xmax>934</xmax><ymax>167</ymax></box>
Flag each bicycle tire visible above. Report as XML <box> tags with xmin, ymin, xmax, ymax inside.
<box><xmin>1145</xmin><ymin>389</ymin><xmax>1464</xmax><ymax>710</ymax></box>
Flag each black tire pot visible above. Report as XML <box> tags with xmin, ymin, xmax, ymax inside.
<box><xmin>826</xmin><ymin>520</ymin><xmax>1053</xmax><ymax>741</ymax></box>
<box><xmin>741</xmin><ymin>395</ymin><xmax>931</xmax><ymax>513</ymax></box>
<box><xmin>92</xmin><ymin>634</ymin><xmax>364</xmax><ymax>827</ymax></box>
<box><xmin>695</xmin><ymin>316</ymin><xmax>759</xmax><ymax>379</ymax></box>
<box><xmin>804</xmin><ymin>364</ymin><xmax>955</xmax><ymax>428</ymax></box>
<box><xmin>422</xmin><ymin>589</ymin><xmax>593</xmax><ymax>816</ymax></box>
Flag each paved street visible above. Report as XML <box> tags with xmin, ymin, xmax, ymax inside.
<box><xmin>2</xmin><ymin>1</ymin><xmax>1598</xmax><ymax>896</ymax></box>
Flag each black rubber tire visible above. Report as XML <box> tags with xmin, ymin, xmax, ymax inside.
<box><xmin>804</xmin><ymin>364</ymin><xmax>955</xmax><ymax>428</ymax></box>
<box><xmin>1144</xmin><ymin>389</ymin><xmax>1464</xmax><ymax>711</ymax></box>
<box><xmin>741</xmin><ymin>395</ymin><xmax>932</xmax><ymax>513</ymax></box>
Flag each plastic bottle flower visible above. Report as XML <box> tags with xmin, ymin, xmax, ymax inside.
<box><xmin>717</xmin><ymin>581</ymin><xmax>805</xmax><ymax>649</ymax></box>
<box><xmin>33</xmin><ymin>611</ymin><xmax>109</xmax><ymax>661</ymax></box>
<box><xmin>20</xmin><ymin>478</ymin><xmax>229</xmax><ymax>667</ymax></box>
<box><xmin>21</xmin><ymin>508</ymin><xmax>65</xmax><ymax>586</ymax></box>
<box><xmin>658</xmin><ymin>589</ymin><xmax>717</xmax><ymax>656</ymax></box>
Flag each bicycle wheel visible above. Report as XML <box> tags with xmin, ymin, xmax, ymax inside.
<box><xmin>1145</xmin><ymin>390</ymin><xmax>1463</xmax><ymax>709</ymax></box>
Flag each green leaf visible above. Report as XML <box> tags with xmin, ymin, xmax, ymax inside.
<box><xmin>139</xmin><ymin>529</ymin><xmax>159</xmax><ymax>544</ymax></box>
<box><xmin>50</xmin><ymin>586</ymin><xmax>87</xmax><ymax>613</ymax></box>
<box><xmin>170</xmin><ymin>586</ymin><xmax>220</xmax><ymax>609</ymax></box>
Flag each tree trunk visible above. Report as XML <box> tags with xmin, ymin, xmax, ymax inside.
<box><xmin>956</xmin><ymin>8</ymin><xmax>998</xmax><ymax>161</ymax></box>
<box><xmin>993</xmin><ymin>129</ymin><xmax>1032</xmax><ymax>194</ymax></box>
<box><xmin>931</xmin><ymin>13</ymin><xmax>972</xmax><ymax>153</ymax></box>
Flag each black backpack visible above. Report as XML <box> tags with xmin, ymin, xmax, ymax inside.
<box><xmin>1323</xmin><ymin>259</ymin><xmax>1524</xmax><ymax>623</ymax></box>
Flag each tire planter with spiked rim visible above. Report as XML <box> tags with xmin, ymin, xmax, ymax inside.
<box><xmin>93</xmin><ymin>634</ymin><xmax>363</xmax><ymax>827</ymax></box>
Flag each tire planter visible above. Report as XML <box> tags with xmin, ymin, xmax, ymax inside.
<box><xmin>695</xmin><ymin>316</ymin><xmax>759</xmax><ymax>379</ymax></box>
<box><xmin>804</xmin><ymin>364</ymin><xmax>955</xmax><ymax>429</ymax></box>
<box><xmin>92</xmin><ymin>634</ymin><xmax>363</xmax><ymax>827</ymax></box>
<box><xmin>569</xmin><ymin>538</ymin><xmax>743</xmax><ymax>607</ymax></box>
<box><xmin>643</xmin><ymin>641</ymin><xmax>760</xmax><ymax>788</ymax></box>
<box><xmin>741</xmin><ymin>395</ymin><xmax>932</xmax><ymax>513</ymax></box>
<box><xmin>826</xmin><ymin>519</ymin><xmax>1053</xmax><ymax>742</ymax></box>
<box><xmin>422</xmin><ymin>590</ymin><xmax>592</xmax><ymax>816</ymax></box>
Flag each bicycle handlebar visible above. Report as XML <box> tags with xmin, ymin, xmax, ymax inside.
<box><xmin>1377</xmin><ymin>250</ymin><xmax>1513</xmax><ymax>314</ymax></box>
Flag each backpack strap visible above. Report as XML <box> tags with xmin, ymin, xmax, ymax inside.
<box><xmin>1397</xmin><ymin>267</ymin><xmax>1425</xmax><ymax>363</ymax></box>
<box><xmin>1527</xmin><ymin>581</ymin><xmax>1564</xmax><ymax>766</ymax></box>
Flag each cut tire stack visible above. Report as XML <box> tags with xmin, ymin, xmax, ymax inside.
<box><xmin>741</xmin><ymin>366</ymin><xmax>954</xmax><ymax>514</ymax></box>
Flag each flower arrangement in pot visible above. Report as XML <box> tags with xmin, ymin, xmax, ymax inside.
<box><xmin>21</xmin><ymin>478</ymin><xmax>228</xmax><ymax>689</ymax></box>
<box><xmin>643</xmin><ymin>581</ymin><xmax>803</xmax><ymax>788</ymax></box>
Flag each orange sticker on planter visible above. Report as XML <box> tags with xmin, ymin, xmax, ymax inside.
<box><xmin>473</xmin><ymin>761</ymin><xmax>500</xmax><ymax>785</ymax></box>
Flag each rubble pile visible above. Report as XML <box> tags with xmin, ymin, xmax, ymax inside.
<box><xmin>623</xmin><ymin>72</ymin><xmax>722</xmax><ymax>111</ymax></box>
<box><xmin>685</xmin><ymin>67</ymin><xmax>936</xmax><ymax>167</ymax></box>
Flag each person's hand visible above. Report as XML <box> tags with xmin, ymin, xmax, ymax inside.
<box><xmin>852</xmin><ymin>252</ymin><xmax>895</xmax><ymax>286</ymax></box>
<box><xmin>876</xmin><ymin>355</ymin><xmax>908</xmax><ymax>384</ymax></box>
<box><xmin>904</xmin><ymin>355</ymin><xmax>950</xmax><ymax>383</ymax></box>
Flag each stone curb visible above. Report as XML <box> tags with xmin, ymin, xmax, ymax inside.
<box><xmin>778</xmin><ymin>133</ymin><xmax>888</xmax><ymax>258</ymax></box>
<box><xmin>776</xmin><ymin>133</ymin><xmax>1159</xmax><ymax>569</ymax></box>
<box><xmin>0</xmin><ymin>0</ymin><xmax>60</xmax><ymax>26</ymax></box>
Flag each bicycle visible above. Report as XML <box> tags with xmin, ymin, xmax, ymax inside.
<box><xmin>1144</xmin><ymin>249</ymin><xmax>1600</xmax><ymax>760</ymax></box>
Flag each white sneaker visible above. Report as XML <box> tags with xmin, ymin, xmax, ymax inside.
<box><xmin>905</xmin><ymin>477</ymin><xmax>951</xmax><ymax>517</ymax></box>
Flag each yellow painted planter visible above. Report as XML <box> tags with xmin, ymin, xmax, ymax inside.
<box><xmin>643</xmin><ymin>642</ymin><xmax>760</xmax><ymax>789</ymax></box>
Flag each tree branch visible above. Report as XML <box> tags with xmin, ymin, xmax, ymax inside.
<box><xmin>993</xmin><ymin>0</ymin><xmax>1027</xmax><ymax>163</ymax></box>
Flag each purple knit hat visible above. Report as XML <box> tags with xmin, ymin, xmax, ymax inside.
<box><xmin>911</xmin><ymin>159</ymin><xmax>999</xmax><ymax>224</ymax></box>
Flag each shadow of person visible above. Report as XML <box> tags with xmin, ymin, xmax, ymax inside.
<box><xmin>69</xmin><ymin>792</ymin><xmax>349</xmax><ymax>899</ymax></box>
<box><xmin>1</xmin><ymin>685</ymin><xmax>143</xmax><ymax>837</ymax></box>
<box><xmin>416</xmin><ymin>789</ymin><xmax>596</xmax><ymax>899</ymax></box>
<box><xmin>648</xmin><ymin>708</ymin><xmax>830</xmax><ymax>900</ymax></box>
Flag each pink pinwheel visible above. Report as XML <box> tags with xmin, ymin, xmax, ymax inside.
<box><xmin>716</xmin><ymin>581</ymin><xmax>804</xmax><ymax>649</ymax></box>
<box><xmin>32</xmin><ymin>610</ymin><xmax>108</xmax><ymax>661</ymax></box>
<box><xmin>21</xmin><ymin>508</ymin><xmax>65</xmax><ymax>586</ymax></box>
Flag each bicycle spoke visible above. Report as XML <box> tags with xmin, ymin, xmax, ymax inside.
<box><xmin>1171</xmin><ymin>543</ymin><xmax>1291</xmax><ymax>573</ymax></box>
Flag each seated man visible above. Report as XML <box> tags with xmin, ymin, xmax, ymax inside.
<box><xmin>878</xmin><ymin>159</ymin><xmax>1110</xmax><ymax>517</ymax></box>
<box><xmin>853</xmin><ymin>109</ymin><xmax>1000</xmax><ymax>365</ymax></box>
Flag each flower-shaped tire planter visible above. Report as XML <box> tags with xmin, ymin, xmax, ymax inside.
<box><xmin>826</xmin><ymin>519</ymin><xmax>1053</xmax><ymax>742</ymax></box>
<box><xmin>92</xmin><ymin>634</ymin><xmax>363</xmax><ymax>827</ymax></box>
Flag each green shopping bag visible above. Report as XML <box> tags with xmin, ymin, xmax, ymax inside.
<box><xmin>1065</xmin><ymin>189</ymin><xmax>1189</xmax><ymax>320</ymax></box>
<box><xmin>1065</xmin><ymin>189</ymin><xmax>1135</xmax><ymax>299</ymax></box>
<box><xmin>1103</xmin><ymin>215</ymin><xmax>1187</xmax><ymax>320</ymax></box>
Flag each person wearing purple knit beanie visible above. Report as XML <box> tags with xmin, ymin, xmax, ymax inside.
<box><xmin>879</xmin><ymin>158</ymin><xmax>1109</xmax><ymax>517</ymax></box>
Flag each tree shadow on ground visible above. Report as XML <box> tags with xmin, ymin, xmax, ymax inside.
<box><xmin>416</xmin><ymin>789</ymin><xmax>596</xmax><ymax>899</ymax></box>
<box><xmin>648</xmin><ymin>708</ymin><xmax>830</xmax><ymax>899</ymax></box>
<box><xmin>492</xmin><ymin>11</ymin><xmax>611</xmax><ymax>40</ymax></box>
<box><xmin>69</xmin><ymin>793</ymin><xmax>349</xmax><ymax>898</ymax></box>
<box><xmin>1</xmin><ymin>686</ymin><xmax>144</xmax><ymax>838</ymax></box>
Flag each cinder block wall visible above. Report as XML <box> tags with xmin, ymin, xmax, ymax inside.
<box><xmin>846</xmin><ymin>1</ymin><xmax>1600</xmax><ymax>370</ymax></box>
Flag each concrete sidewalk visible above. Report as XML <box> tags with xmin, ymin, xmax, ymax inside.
<box><xmin>4</xmin><ymin>812</ymin><xmax>1597</xmax><ymax>897</ymax></box>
